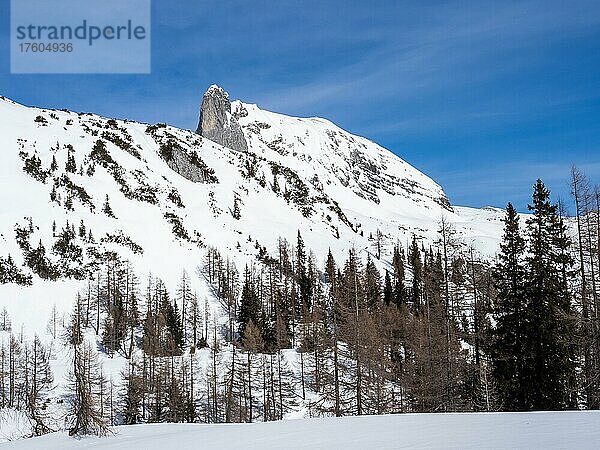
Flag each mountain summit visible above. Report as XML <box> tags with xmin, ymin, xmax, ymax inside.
<box><xmin>196</xmin><ymin>85</ymin><xmax>248</xmax><ymax>152</ymax></box>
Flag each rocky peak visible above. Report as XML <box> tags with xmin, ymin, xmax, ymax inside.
<box><xmin>196</xmin><ymin>85</ymin><xmax>248</xmax><ymax>152</ymax></box>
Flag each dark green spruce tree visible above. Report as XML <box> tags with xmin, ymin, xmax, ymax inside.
<box><xmin>392</xmin><ymin>245</ymin><xmax>408</xmax><ymax>307</ymax></box>
<box><xmin>238</xmin><ymin>267</ymin><xmax>262</xmax><ymax>342</ymax></box>
<box><xmin>296</xmin><ymin>231</ymin><xmax>312</xmax><ymax>312</ymax></box>
<box><xmin>524</xmin><ymin>180</ymin><xmax>576</xmax><ymax>410</ymax></box>
<box><xmin>383</xmin><ymin>270</ymin><xmax>393</xmax><ymax>306</ymax></box>
<box><xmin>491</xmin><ymin>202</ymin><xmax>528</xmax><ymax>410</ymax></box>
<box><xmin>408</xmin><ymin>237</ymin><xmax>423</xmax><ymax>312</ymax></box>
<box><xmin>493</xmin><ymin>181</ymin><xmax>577</xmax><ymax>411</ymax></box>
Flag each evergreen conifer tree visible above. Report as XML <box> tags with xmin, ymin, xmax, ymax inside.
<box><xmin>408</xmin><ymin>237</ymin><xmax>423</xmax><ymax>312</ymax></box>
<box><xmin>50</xmin><ymin>155</ymin><xmax>58</xmax><ymax>172</ymax></box>
<box><xmin>523</xmin><ymin>180</ymin><xmax>576</xmax><ymax>410</ymax></box>
<box><xmin>102</xmin><ymin>195</ymin><xmax>115</xmax><ymax>218</ymax></box>
<box><xmin>491</xmin><ymin>202</ymin><xmax>528</xmax><ymax>410</ymax></box>
<box><xmin>238</xmin><ymin>268</ymin><xmax>262</xmax><ymax>342</ymax></box>
<box><xmin>383</xmin><ymin>270</ymin><xmax>393</xmax><ymax>306</ymax></box>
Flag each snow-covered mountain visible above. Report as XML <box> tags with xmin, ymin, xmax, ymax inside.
<box><xmin>0</xmin><ymin>86</ymin><xmax>515</xmax><ymax>440</ymax></box>
<box><xmin>0</xmin><ymin>85</ymin><xmax>505</xmax><ymax>333</ymax></box>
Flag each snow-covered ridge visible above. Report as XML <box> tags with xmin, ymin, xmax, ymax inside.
<box><xmin>235</xmin><ymin>100</ymin><xmax>450</xmax><ymax>210</ymax></box>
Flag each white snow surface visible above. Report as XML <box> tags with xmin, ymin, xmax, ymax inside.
<box><xmin>2</xmin><ymin>412</ymin><xmax>599</xmax><ymax>450</ymax></box>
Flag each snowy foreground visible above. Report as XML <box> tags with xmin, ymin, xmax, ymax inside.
<box><xmin>2</xmin><ymin>412</ymin><xmax>600</xmax><ymax>450</ymax></box>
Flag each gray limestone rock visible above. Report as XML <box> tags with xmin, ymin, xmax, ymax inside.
<box><xmin>196</xmin><ymin>85</ymin><xmax>248</xmax><ymax>152</ymax></box>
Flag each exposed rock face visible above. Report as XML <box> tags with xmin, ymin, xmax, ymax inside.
<box><xmin>196</xmin><ymin>85</ymin><xmax>248</xmax><ymax>152</ymax></box>
<box><xmin>163</xmin><ymin>146</ymin><xmax>218</xmax><ymax>184</ymax></box>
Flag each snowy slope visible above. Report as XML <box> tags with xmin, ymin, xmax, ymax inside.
<box><xmin>0</xmin><ymin>91</ymin><xmax>506</xmax><ymax>334</ymax></box>
<box><xmin>236</xmin><ymin>100</ymin><xmax>450</xmax><ymax>209</ymax></box>
<box><xmin>3</xmin><ymin>412</ymin><xmax>600</xmax><ymax>450</ymax></box>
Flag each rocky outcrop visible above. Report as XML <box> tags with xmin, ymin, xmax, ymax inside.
<box><xmin>196</xmin><ymin>85</ymin><xmax>248</xmax><ymax>152</ymax></box>
<box><xmin>146</xmin><ymin>124</ymin><xmax>219</xmax><ymax>184</ymax></box>
<box><xmin>163</xmin><ymin>145</ymin><xmax>218</xmax><ymax>184</ymax></box>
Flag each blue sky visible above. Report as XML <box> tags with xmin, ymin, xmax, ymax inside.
<box><xmin>2</xmin><ymin>0</ymin><xmax>600</xmax><ymax>212</ymax></box>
